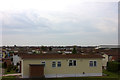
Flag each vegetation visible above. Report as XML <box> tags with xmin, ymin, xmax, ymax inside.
<box><xmin>103</xmin><ymin>70</ymin><xmax>119</xmax><ymax>78</ymax></box>
<box><xmin>4</xmin><ymin>65</ymin><xmax>18</xmax><ymax>74</ymax></box>
<box><xmin>49</xmin><ymin>47</ymin><xmax>52</xmax><ymax>51</ymax></box>
<box><xmin>40</xmin><ymin>46</ymin><xmax>47</xmax><ymax>54</ymax></box>
<box><xmin>72</xmin><ymin>46</ymin><xmax>77</xmax><ymax>54</ymax></box>
<box><xmin>107</xmin><ymin>61</ymin><xmax>120</xmax><ymax>72</ymax></box>
<box><xmin>5</xmin><ymin>69</ymin><xmax>16</xmax><ymax>74</ymax></box>
<box><xmin>41</xmin><ymin>46</ymin><xmax>47</xmax><ymax>51</ymax></box>
<box><xmin>11</xmin><ymin>58</ymin><xmax>13</xmax><ymax>62</ymax></box>
<box><xmin>2</xmin><ymin>76</ymin><xmax>16</xmax><ymax>79</ymax></box>
<box><xmin>7</xmin><ymin>65</ymin><xmax>12</xmax><ymax>72</ymax></box>
<box><xmin>2</xmin><ymin>62</ymin><xmax>7</xmax><ymax>69</ymax></box>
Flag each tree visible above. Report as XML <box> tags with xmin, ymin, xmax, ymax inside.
<box><xmin>40</xmin><ymin>46</ymin><xmax>47</xmax><ymax>54</ymax></box>
<box><xmin>49</xmin><ymin>47</ymin><xmax>52</xmax><ymax>51</ymax></box>
<box><xmin>72</xmin><ymin>46</ymin><xmax>77</xmax><ymax>54</ymax></box>
<box><xmin>41</xmin><ymin>46</ymin><xmax>46</xmax><ymax>51</ymax></box>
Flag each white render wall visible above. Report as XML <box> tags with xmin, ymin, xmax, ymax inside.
<box><xmin>102</xmin><ymin>54</ymin><xmax>108</xmax><ymax>69</ymax></box>
<box><xmin>45</xmin><ymin>73</ymin><xmax>102</xmax><ymax>78</ymax></box>
<box><xmin>21</xmin><ymin>58</ymin><xmax>102</xmax><ymax>78</ymax></box>
<box><xmin>22</xmin><ymin>73</ymin><xmax>102</xmax><ymax>78</ymax></box>
<box><xmin>13</xmin><ymin>54</ymin><xmax>21</xmax><ymax>65</ymax></box>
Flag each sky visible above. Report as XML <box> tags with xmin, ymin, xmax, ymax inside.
<box><xmin>0</xmin><ymin>0</ymin><xmax>118</xmax><ymax>46</ymax></box>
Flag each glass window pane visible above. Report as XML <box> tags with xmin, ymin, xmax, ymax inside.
<box><xmin>94</xmin><ymin>61</ymin><xmax>97</xmax><ymax>67</ymax></box>
<box><xmin>73</xmin><ymin>60</ymin><xmax>76</xmax><ymax>66</ymax></box>
<box><xmin>69</xmin><ymin>60</ymin><xmax>73</xmax><ymax>66</ymax></box>
<box><xmin>89</xmin><ymin>61</ymin><xmax>93</xmax><ymax>67</ymax></box>
<box><xmin>52</xmin><ymin>61</ymin><xmax>56</xmax><ymax>67</ymax></box>
<box><xmin>41</xmin><ymin>61</ymin><xmax>45</xmax><ymax>66</ymax></box>
<box><xmin>57</xmin><ymin>61</ymin><xmax>61</xmax><ymax>67</ymax></box>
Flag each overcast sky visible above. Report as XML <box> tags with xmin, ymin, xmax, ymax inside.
<box><xmin>0</xmin><ymin>0</ymin><xmax>118</xmax><ymax>46</ymax></box>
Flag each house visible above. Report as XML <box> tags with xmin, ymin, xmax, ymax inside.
<box><xmin>102</xmin><ymin>53</ymin><xmax>108</xmax><ymax>69</ymax></box>
<box><xmin>98</xmin><ymin>45</ymin><xmax>119</xmax><ymax>49</ymax></box>
<box><xmin>19</xmin><ymin>54</ymin><xmax>103</xmax><ymax>78</ymax></box>
<box><xmin>102</xmin><ymin>49</ymin><xmax>119</xmax><ymax>69</ymax></box>
<box><xmin>104</xmin><ymin>50</ymin><xmax>119</xmax><ymax>61</ymax></box>
<box><xmin>12</xmin><ymin>53</ymin><xmax>21</xmax><ymax>66</ymax></box>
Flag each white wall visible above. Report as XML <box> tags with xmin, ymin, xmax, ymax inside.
<box><xmin>102</xmin><ymin>54</ymin><xmax>108</xmax><ymax>69</ymax></box>
<box><xmin>13</xmin><ymin>54</ymin><xmax>20</xmax><ymax>65</ymax></box>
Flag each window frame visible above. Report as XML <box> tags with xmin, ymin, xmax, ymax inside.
<box><xmin>41</xmin><ymin>61</ymin><xmax>46</xmax><ymax>67</ymax></box>
<box><xmin>68</xmin><ymin>60</ymin><xmax>77</xmax><ymax>66</ymax></box>
<box><xmin>89</xmin><ymin>61</ymin><xmax>93</xmax><ymax>67</ymax></box>
<box><xmin>89</xmin><ymin>60</ymin><xmax>97</xmax><ymax>67</ymax></box>
<box><xmin>94</xmin><ymin>61</ymin><xmax>97</xmax><ymax>67</ymax></box>
<box><xmin>52</xmin><ymin>61</ymin><xmax>56</xmax><ymax>68</ymax></box>
<box><xmin>57</xmin><ymin>61</ymin><xmax>61</xmax><ymax>67</ymax></box>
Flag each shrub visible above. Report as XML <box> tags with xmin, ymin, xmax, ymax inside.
<box><xmin>107</xmin><ymin>61</ymin><xmax>120</xmax><ymax>72</ymax></box>
<box><xmin>15</xmin><ymin>68</ymin><xmax>18</xmax><ymax>72</ymax></box>
<box><xmin>13</xmin><ymin>66</ymin><xmax>17</xmax><ymax>70</ymax></box>
<box><xmin>7</xmin><ymin>65</ymin><xmax>13</xmax><ymax>72</ymax></box>
<box><xmin>2</xmin><ymin>62</ymin><xmax>7</xmax><ymax>69</ymax></box>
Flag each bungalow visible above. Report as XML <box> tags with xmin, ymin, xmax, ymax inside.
<box><xmin>20</xmin><ymin>54</ymin><xmax>103</xmax><ymax>78</ymax></box>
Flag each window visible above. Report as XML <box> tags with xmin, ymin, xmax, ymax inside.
<box><xmin>57</xmin><ymin>61</ymin><xmax>61</xmax><ymax>67</ymax></box>
<box><xmin>52</xmin><ymin>61</ymin><xmax>56</xmax><ymax>67</ymax></box>
<box><xmin>73</xmin><ymin>60</ymin><xmax>76</xmax><ymax>66</ymax></box>
<box><xmin>69</xmin><ymin>60</ymin><xmax>73</xmax><ymax>66</ymax></box>
<box><xmin>52</xmin><ymin>61</ymin><xmax>62</xmax><ymax>67</ymax></box>
<box><xmin>89</xmin><ymin>61</ymin><xmax>93</xmax><ymax>67</ymax></box>
<box><xmin>41</xmin><ymin>61</ymin><xmax>45</xmax><ymax>66</ymax></box>
<box><xmin>69</xmin><ymin>60</ymin><xmax>76</xmax><ymax>66</ymax></box>
<box><xmin>89</xmin><ymin>61</ymin><xmax>97</xmax><ymax>67</ymax></box>
<box><xmin>94</xmin><ymin>61</ymin><xmax>97</xmax><ymax>67</ymax></box>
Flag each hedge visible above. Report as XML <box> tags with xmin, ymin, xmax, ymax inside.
<box><xmin>107</xmin><ymin>61</ymin><xmax>120</xmax><ymax>72</ymax></box>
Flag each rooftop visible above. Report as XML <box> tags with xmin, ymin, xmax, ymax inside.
<box><xmin>19</xmin><ymin>54</ymin><xmax>103</xmax><ymax>59</ymax></box>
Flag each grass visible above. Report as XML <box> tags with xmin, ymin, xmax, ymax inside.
<box><xmin>2</xmin><ymin>76</ymin><xmax>16</xmax><ymax>78</ymax></box>
<box><xmin>4</xmin><ymin>69</ymin><xmax>16</xmax><ymax>74</ymax></box>
<box><xmin>102</xmin><ymin>70</ymin><xmax>119</xmax><ymax>78</ymax></box>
